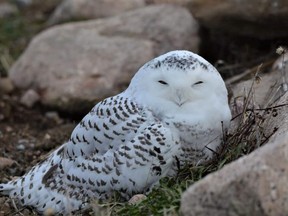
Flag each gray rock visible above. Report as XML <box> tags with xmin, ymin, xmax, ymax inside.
<box><xmin>188</xmin><ymin>0</ymin><xmax>288</xmax><ymax>39</ymax></box>
<box><xmin>20</xmin><ymin>89</ymin><xmax>40</xmax><ymax>108</ymax></box>
<box><xmin>48</xmin><ymin>0</ymin><xmax>195</xmax><ymax>25</ymax></box>
<box><xmin>14</xmin><ymin>0</ymin><xmax>60</xmax><ymax>9</ymax></box>
<box><xmin>48</xmin><ymin>0</ymin><xmax>146</xmax><ymax>25</ymax></box>
<box><xmin>181</xmin><ymin>133</ymin><xmax>288</xmax><ymax>216</ymax></box>
<box><xmin>44</xmin><ymin>111</ymin><xmax>63</xmax><ymax>124</ymax></box>
<box><xmin>0</xmin><ymin>78</ymin><xmax>14</xmax><ymax>94</ymax></box>
<box><xmin>9</xmin><ymin>5</ymin><xmax>199</xmax><ymax>113</ymax></box>
<box><xmin>0</xmin><ymin>157</ymin><xmax>16</xmax><ymax>170</ymax></box>
<box><xmin>0</xmin><ymin>2</ymin><xmax>18</xmax><ymax>18</ymax></box>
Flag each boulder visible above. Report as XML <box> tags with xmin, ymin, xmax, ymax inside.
<box><xmin>188</xmin><ymin>0</ymin><xmax>288</xmax><ymax>39</ymax></box>
<box><xmin>14</xmin><ymin>0</ymin><xmax>60</xmax><ymax>11</ymax></box>
<box><xmin>48</xmin><ymin>0</ymin><xmax>146</xmax><ymax>25</ymax></box>
<box><xmin>48</xmin><ymin>0</ymin><xmax>194</xmax><ymax>25</ymax></box>
<box><xmin>181</xmin><ymin>133</ymin><xmax>288</xmax><ymax>216</ymax></box>
<box><xmin>9</xmin><ymin>5</ymin><xmax>199</xmax><ymax>113</ymax></box>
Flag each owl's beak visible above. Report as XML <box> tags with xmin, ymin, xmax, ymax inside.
<box><xmin>175</xmin><ymin>101</ymin><xmax>186</xmax><ymax>107</ymax></box>
<box><xmin>174</xmin><ymin>89</ymin><xmax>188</xmax><ymax>107</ymax></box>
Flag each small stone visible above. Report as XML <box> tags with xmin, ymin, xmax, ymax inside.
<box><xmin>276</xmin><ymin>46</ymin><xmax>286</xmax><ymax>55</ymax></box>
<box><xmin>0</xmin><ymin>157</ymin><xmax>16</xmax><ymax>170</ymax></box>
<box><xmin>18</xmin><ymin>139</ymin><xmax>29</xmax><ymax>145</ymax></box>
<box><xmin>28</xmin><ymin>142</ymin><xmax>35</xmax><ymax>148</ymax></box>
<box><xmin>17</xmin><ymin>139</ymin><xmax>29</xmax><ymax>150</ymax></box>
<box><xmin>5</xmin><ymin>126</ymin><xmax>13</xmax><ymax>132</ymax></box>
<box><xmin>44</xmin><ymin>208</ymin><xmax>55</xmax><ymax>216</ymax></box>
<box><xmin>0</xmin><ymin>78</ymin><xmax>14</xmax><ymax>94</ymax></box>
<box><xmin>16</xmin><ymin>144</ymin><xmax>25</xmax><ymax>150</ymax></box>
<box><xmin>128</xmin><ymin>194</ymin><xmax>147</xmax><ymax>204</ymax></box>
<box><xmin>45</xmin><ymin>111</ymin><xmax>63</xmax><ymax>124</ymax></box>
<box><xmin>44</xmin><ymin>133</ymin><xmax>51</xmax><ymax>140</ymax></box>
<box><xmin>20</xmin><ymin>89</ymin><xmax>40</xmax><ymax>108</ymax></box>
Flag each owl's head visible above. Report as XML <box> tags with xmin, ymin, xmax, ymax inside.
<box><xmin>126</xmin><ymin>50</ymin><xmax>229</xmax><ymax>116</ymax></box>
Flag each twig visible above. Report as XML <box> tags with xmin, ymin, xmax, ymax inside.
<box><xmin>231</xmin><ymin>103</ymin><xmax>288</xmax><ymax>121</ymax></box>
<box><xmin>239</xmin><ymin>64</ymin><xmax>262</xmax><ymax>123</ymax></box>
<box><xmin>225</xmin><ymin>59</ymin><xmax>274</xmax><ymax>85</ymax></box>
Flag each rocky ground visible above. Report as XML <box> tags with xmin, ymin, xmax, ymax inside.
<box><xmin>0</xmin><ymin>92</ymin><xmax>77</xmax><ymax>215</ymax></box>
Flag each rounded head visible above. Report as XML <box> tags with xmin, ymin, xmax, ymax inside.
<box><xmin>126</xmin><ymin>50</ymin><xmax>230</xmax><ymax>117</ymax></box>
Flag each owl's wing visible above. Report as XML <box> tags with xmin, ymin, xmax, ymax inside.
<box><xmin>0</xmin><ymin>94</ymin><xmax>180</xmax><ymax>214</ymax></box>
<box><xmin>57</xmin><ymin>93</ymin><xmax>181</xmax><ymax>199</ymax></box>
<box><xmin>0</xmin><ymin>117</ymin><xmax>180</xmax><ymax>214</ymax></box>
<box><xmin>60</xmin><ymin>121</ymin><xmax>181</xmax><ymax>200</ymax></box>
<box><xmin>63</xmin><ymin>93</ymin><xmax>149</xmax><ymax>158</ymax></box>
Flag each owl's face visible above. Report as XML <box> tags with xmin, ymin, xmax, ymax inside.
<box><xmin>145</xmin><ymin>66</ymin><xmax>222</xmax><ymax>107</ymax></box>
<box><xmin>127</xmin><ymin>50</ymin><xmax>229</xmax><ymax>115</ymax></box>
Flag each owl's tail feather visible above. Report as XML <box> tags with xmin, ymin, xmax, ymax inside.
<box><xmin>0</xmin><ymin>146</ymin><xmax>85</xmax><ymax>214</ymax></box>
<box><xmin>0</xmin><ymin>182</ymin><xmax>15</xmax><ymax>195</ymax></box>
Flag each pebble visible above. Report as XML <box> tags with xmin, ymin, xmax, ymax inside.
<box><xmin>20</xmin><ymin>89</ymin><xmax>40</xmax><ymax>108</ymax></box>
<box><xmin>17</xmin><ymin>139</ymin><xmax>29</xmax><ymax>150</ymax></box>
<box><xmin>44</xmin><ymin>208</ymin><xmax>55</xmax><ymax>216</ymax></box>
<box><xmin>128</xmin><ymin>194</ymin><xmax>147</xmax><ymax>205</ymax></box>
<box><xmin>44</xmin><ymin>133</ymin><xmax>51</xmax><ymax>140</ymax></box>
<box><xmin>0</xmin><ymin>78</ymin><xmax>14</xmax><ymax>93</ymax></box>
<box><xmin>5</xmin><ymin>126</ymin><xmax>13</xmax><ymax>132</ymax></box>
<box><xmin>0</xmin><ymin>157</ymin><xmax>16</xmax><ymax>170</ymax></box>
<box><xmin>45</xmin><ymin>111</ymin><xmax>63</xmax><ymax>124</ymax></box>
<box><xmin>16</xmin><ymin>144</ymin><xmax>25</xmax><ymax>150</ymax></box>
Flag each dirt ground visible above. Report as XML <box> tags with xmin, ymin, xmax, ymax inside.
<box><xmin>0</xmin><ymin>91</ymin><xmax>78</xmax><ymax>215</ymax></box>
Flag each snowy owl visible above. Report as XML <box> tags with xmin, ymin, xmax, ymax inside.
<box><xmin>0</xmin><ymin>50</ymin><xmax>231</xmax><ymax>214</ymax></box>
